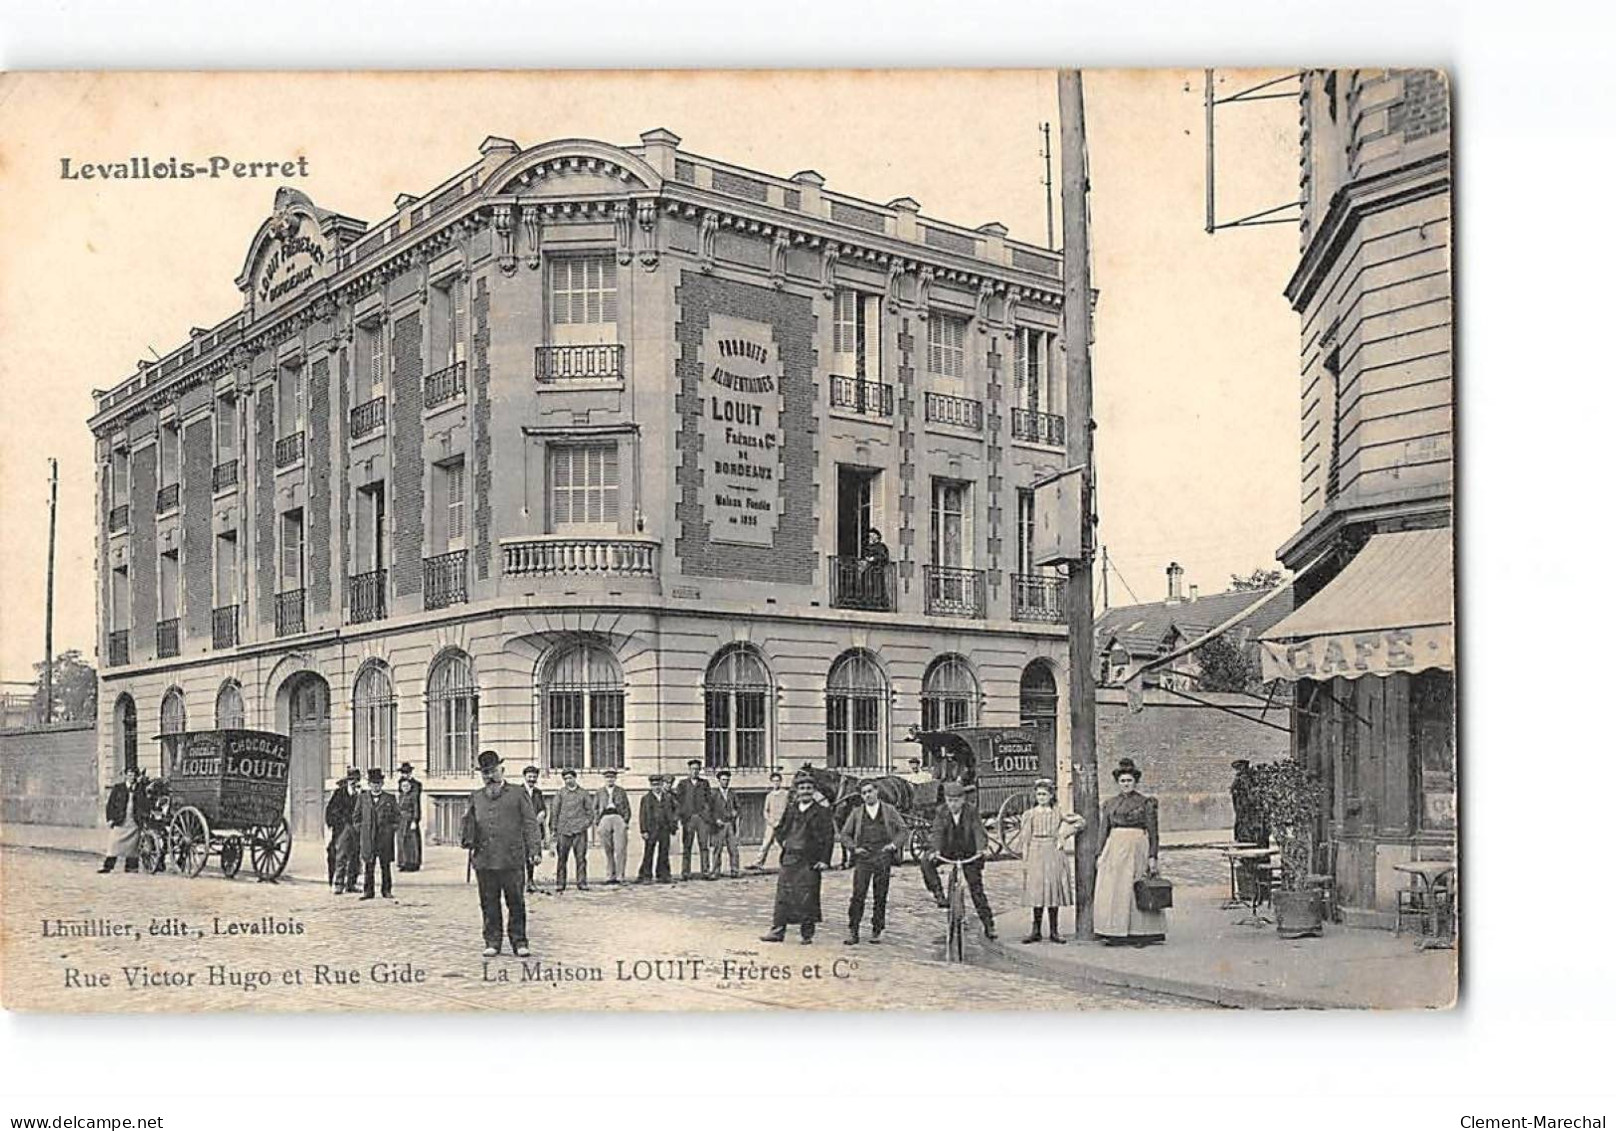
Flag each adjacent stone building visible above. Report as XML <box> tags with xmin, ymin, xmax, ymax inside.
<box><xmin>89</xmin><ymin>130</ymin><xmax>1073</xmax><ymax>846</ymax></box>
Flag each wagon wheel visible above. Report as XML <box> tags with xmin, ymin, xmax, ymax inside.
<box><xmin>167</xmin><ymin>806</ymin><xmax>210</xmax><ymax>878</ymax></box>
<box><xmin>906</xmin><ymin>825</ymin><xmax>930</xmax><ymax>864</ymax></box>
<box><xmin>136</xmin><ymin>828</ymin><xmax>164</xmax><ymax>874</ymax></box>
<box><xmin>991</xmin><ymin>792</ymin><xmax>1033</xmax><ymax>860</ymax></box>
<box><xmin>218</xmin><ymin>835</ymin><xmax>244</xmax><ymax>879</ymax></box>
<box><xmin>249</xmin><ymin>817</ymin><xmax>292</xmax><ymax>881</ymax></box>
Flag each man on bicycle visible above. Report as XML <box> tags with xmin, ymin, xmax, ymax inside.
<box><xmin>919</xmin><ymin>781</ymin><xmax>997</xmax><ymax>940</ymax></box>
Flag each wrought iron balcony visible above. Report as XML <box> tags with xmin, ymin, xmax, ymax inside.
<box><xmin>536</xmin><ymin>343</ymin><xmax>625</xmax><ymax>383</ymax></box>
<box><xmin>108</xmin><ymin>504</ymin><xmax>129</xmax><ymax>533</ymax></box>
<box><xmin>502</xmin><ymin>537</ymin><xmax>658</xmax><ymax>578</ymax></box>
<box><xmin>1011</xmin><ymin>573</ymin><xmax>1066</xmax><ymax>623</ymax></box>
<box><xmin>829</xmin><ymin>556</ymin><xmax>896</xmax><ymax>612</ymax></box>
<box><xmin>924</xmin><ymin>391</ymin><xmax>983</xmax><ymax>431</ymax></box>
<box><xmin>425</xmin><ymin>360</ymin><xmax>467</xmax><ymax>409</ymax></box>
<box><xmin>107</xmin><ymin>630</ymin><xmax>129</xmax><ymax>667</ymax></box>
<box><xmin>212</xmin><ymin>604</ymin><xmax>239</xmax><ymax>650</ymax></box>
<box><xmin>829</xmin><ymin>375</ymin><xmax>894</xmax><ymax>418</ymax></box>
<box><xmin>212</xmin><ymin>459</ymin><xmax>238</xmax><ymax>492</ymax></box>
<box><xmin>275</xmin><ymin>431</ymin><xmax>305</xmax><ymax>469</ymax></box>
<box><xmin>350</xmin><ymin>395</ymin><xmax>386</xmax><ymax>439</ymax></box>
<box><xmin>156</xmin><ymin>483</ymin><xmax>180</xmax><ymax>514</ymax></box>
<box><xmin>156</xmin><ymin>618</ymin><xmax>180</xmax><ymax>658</ymax></box>
<box><xmin>1011</xmin><ymin>407</ymin><xmax>1066</xmax><ymax>447</ymax></box>
<box><xmin>275</xmin><ymin>589</ymin><xmax>306</xmax><ymax>636</ymax></box>
<box><xmin>424</xmin><ymin>549</ymin><xmax>468</xmax><ymax>610</ymax></box>
<box><xmin>350</xmin><ymin>568</ymin><xmax>388</xmax><ymax>624</ymax></box>
<box><xmin>923</xmin><ymin>565</ymin><xmax>986</xmax><ymax>619</ymax></box>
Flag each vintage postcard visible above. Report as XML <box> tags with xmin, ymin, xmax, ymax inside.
<box><xmin>0</xmin><ymin>68</ymin><xmax>1455</xmax><ymax>1012</ymax></box>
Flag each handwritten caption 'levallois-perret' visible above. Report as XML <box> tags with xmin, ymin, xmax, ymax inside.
<box><xmin>60</xmin><ymin>156</ymin><xmax>311</xmax><ymax>181</ymax></box>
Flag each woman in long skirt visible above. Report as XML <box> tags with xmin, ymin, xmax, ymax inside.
<box><xmin>395</xmin><ymin>763</ymin><xmax>423</xmax><ymax>872</ymax></box>
<box><xmin>1019</xmin><ymin>778</ymin><xmax>1084</xmax><ymax>944</ymax></box>
<box><xmin>1093</xmin><ymin>758</ymin><xmax>1166</xmax><ymax>946</ymax></box>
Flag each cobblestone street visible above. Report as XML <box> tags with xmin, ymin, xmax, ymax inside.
<box><xmin>2</xmin><ymin>845</ymin><xmax>1208</xmax><ymax>1012</ymax></box>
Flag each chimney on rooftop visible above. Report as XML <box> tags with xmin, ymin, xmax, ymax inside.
<box><xmin>1188</xmin><ymin>584</ymin><xmax>1199</xmax><ymax>602</ymax></box>
<box><xmin>1166</xmin><ymin>561</ymin><xmax>1185</xmax><ymax>604</ymax></box>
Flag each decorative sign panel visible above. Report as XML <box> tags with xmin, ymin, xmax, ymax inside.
<box><xmin>698</xmin><ymin>314</ymin><xmax>783</xmax><ymax>546</ymax></box>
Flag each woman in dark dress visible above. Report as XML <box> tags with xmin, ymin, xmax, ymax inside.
<box><xmin>395</xmin><ymin>762</ymin><xmax>423</xmax><ymax>872</ymax></box>
<box><xmin>1092</xmin><ymin>758</ymin><xmax>1166</xmax><ymax>946</ymax></box>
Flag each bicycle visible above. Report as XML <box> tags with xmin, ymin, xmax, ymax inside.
<box><xmin>934</xmin><ymin>853</ymin><xmax>983</xmax><ymax>962</ymax></box>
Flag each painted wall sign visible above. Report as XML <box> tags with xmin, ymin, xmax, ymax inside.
<box><xmin>1259</xmin><ymin>625</ymin><xmax>1453</xmax><ymax>682</ymax></box>
<box><xmin>250</xmin><ymin>208</ymin><xmax>331</xmax><ymax>316</ymax></box>
<box><xmin>699</xmin><ymin>314</ymin><xmax>783</xmax><ymax>546</ymax></box>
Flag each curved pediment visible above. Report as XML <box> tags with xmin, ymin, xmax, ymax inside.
<box><xmin>484</xmin><ymin>139</ymin><xmax>662</xmax><ymax>199</ymax></box>
<box><xmin>235</xmin><ymin>187</ymin><xmax>340</xmax><ymax>319</ymax></box>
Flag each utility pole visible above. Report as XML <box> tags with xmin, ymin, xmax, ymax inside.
<box><xmin>43</xmin><ymin>458</ymin><xmax>58</xmax><ymax>725</ymax></box>
<box><xmin>1204</xmin><ymin>68</ymin><xmax>1216</xmax><ymax>234</ymax></box>
<box><xmin>1058</xmin><ymin>71</ymin><xmax>1101</xmax><ymax>939</ymax></box>
<box><xmin>1101</xmin><ymin>545</ymin><xmax>1110</xmax><ymax>610</ymax></box>
<box><xmin>1040</xmin><ymin>121</ymin><xmax>1056</xmax><ymax>250</ymax></box>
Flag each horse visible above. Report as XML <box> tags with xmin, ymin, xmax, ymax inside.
<box><xmin>792</xmin><ymin>765</ymin><xmax>920</xmax><ymax>865</ymax></box>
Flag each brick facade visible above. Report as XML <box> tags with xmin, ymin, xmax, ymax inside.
<box><xmin>254</xmin><ymin>390</ymin><xmax>276</xmax><ymax>625</ymax></box>
<box><xmin>129</xmin><ymin>443</ymin><xmax>157</xmax><ymax>657</ymax></box>
<box><xmin>181</xmin><ymin>418</ymin><xmax>212</xmax><ymax>639</ymax></box>
<box><xmin>472</xmin><ymin>278</ymin><xmax>492</xmax><ymax>581</ymax></box>
<box><xmin>391</xmin><ymin>312</ymin><xmax>424</xmax><ymax>597</ymax></box>
<box><xmin>0</xmin><ymin>723</ymin><xmax>99</xmax><ymax>828</ymax></box>
<box><xmin>307</xmin><ymin>356</ymin><xmax>332</xmax><ymax>614</ymax></box>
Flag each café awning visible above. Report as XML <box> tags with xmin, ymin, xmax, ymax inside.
<box><xmin>1259</xmin><ymin>527</ymin><xmax>1453</xmax><ymax>682</ymax></box>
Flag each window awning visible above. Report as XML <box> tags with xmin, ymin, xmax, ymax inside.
<box><xmin>1259</xmin><ymin>527</ymin><xmax>1453</xmax><ymax>682</ymax></box>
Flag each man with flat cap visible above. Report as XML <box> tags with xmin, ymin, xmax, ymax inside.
<box><xmin>326</xmin><ymin>768</ymin><xmax>362</xmax><ymax>895</ymax></box>
<box><xmin>637</xmin><ymin>774</ymin><xmax>679</xmax><ymax>884</ymax></box>
<box><xmin>673</xmin><ymin>758</ymin><xmax>714</xmax><ymax>881</ymax></box>
<box><xmin>595</xmin><ymin>768</ymin><xmax>632</xmax><ymax>884</ymax></box>
<box><xmin>709</xmin><ymin>768</ymin><xmax>742</xmax><ymax>879</ymax></box>
<box><xmin>551</xmin><ymin>766</ymin><xmax>597</xmax><ymax>892</ymax></box>
<box><xmin>355</xmin><ymin>768</ymin><xmax>400</xmax><ymax>900</ymax></box>
<box><xmin>395</xmin><ymin>763</ymin><xmax>423</xmax><ymax>873</ymax></box>
<box><xmin>918</xmin><ymin>780</ymin><xmax>997</xmax><ymax>939</ymax></box>
<box><xmin>460</xmin><ymin>750</ymin><xmax>540</xmax><ymax>958</ymax></box>
<box><xmin>760</xmin><ymin>773</ymin><xmax>836</xmax><ymax>944</ymax></box>
<box><xmin>519</xmin><ymin>765</ymin><xmax>547</xmax><ymax>893</ymax></box>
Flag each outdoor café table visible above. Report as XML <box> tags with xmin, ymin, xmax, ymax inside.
<box><xmin>1224</xmin><ymin>846</ymin><xmax>1281</xmax><ymax>926</ymax></box>
<box><xmin>1216</xmin><ymin>842</ymin><xmax>1259</xmax><ymax>908</ymax></box>
<box><xmin>1393</xmin><ymin>860</ymin><xmax>1457</xmax><ymax>949</ymax></box>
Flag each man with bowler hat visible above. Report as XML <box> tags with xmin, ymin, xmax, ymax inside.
<box><xmin>673</xmin><ymin>758</ymin><xmax>714</xmax><ymax>881</ymax></box>
<box><xmin>551</xmin><ymin>766</ymin><xmax>597</xmax><ymax>892</ymax></box>
<box><xmin>519</xmin><ymin>765</ymin><xmax>547</xmax><ymax>893</ymax></box>
<box><xmin>461</xmin><ymin>750</ymin><xmax>540</xmax><ymax>958</ymax></box>
<box><xmin>326</xmin><ymin>768</ymin><xmax>362</xmax><ymax>894</ymax></box>
<box><xmin>355</xmin><ymin>768</ymin><xmax>400</xmax><ymax>900</ymax></box>
<box><xmin>395</xmin><ymin>763</ymin><xmax>423</xmax><ymax>873</ymax></box>
<box><xmin>637</xmin><ymin>774</ymin><xmax>679</xmax><ymax>884</ymax></box>
<box><xmin>709</xmin><ymin>768</ymin><xmax>743</xmax><ymax>879</ymax></box>
<box><xmin>595</xmin><ymin>768</ymin><xmax>632</xmax><ymax>884</ymax></box>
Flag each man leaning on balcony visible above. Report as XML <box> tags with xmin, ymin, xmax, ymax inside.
<box><xmin>860</xmin><ymin>528</ymin><xmax>891</xmax><ymax>610</ymax></box>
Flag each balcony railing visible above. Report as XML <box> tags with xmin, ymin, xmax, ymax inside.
<box><xmin>924</xmin><ymin>391</ymin><xmax>983</xmax><ymax>432</ymax></box>
<box><xmin>424</xmin><ymin>549</ymin><xmax>468</xmax><ymax>610</ymax></box>
<box><xmin>829</xmin><ymin>375</ymin><xmax>894</xmax><ymax>418</ymax></box>
<box><xmin>1011</xmin><ymin>573</ymin><xmax>1066</xmax><ymax>623</ymax></box>
<box><xmin>156</xmin><ymin>483</ymin><xmax>180</xmax><ymax>514</ymax></box>
<box><xmin>275</xmin><ymin>431</ymin><xmax>305</xmax><ymax>468</ymax></box>
<box><xmin>108</xmin><ymin>504</ymin><xmax>129</xmax><ymax>533</ymax></box>
<box><xmin>1011</xmin><ymin>407</ymin><xmax>1066</xmax><ymax>447</ymax></box>
<box><xmin>502</xmin><ymin>537</ymin><xmax>658</xmax><ymax>578</ymax></box>
<box><xmin>212</xmin><ymin>459</ymin><xmax>238</xmax><ymax>492</ymax></box>
<box><xmin>829</xmin><ymin>556</ymin><xmax>896</xmax><ymax>612</ymax></box>
<box><xmin>350</xmin><ymin>395</ymin><xmax>386</xmax><ymax>439</ymax></box>
<box><xmin>107</xmin><ymin>630</ymin><xmax>129</xmax><ymax>667</ymax></box>
<box><xmin>350</xmin><ymin>568</ymin><xmax>388</xmax><ymax>624</ymax></box>
<box><xmin>212</xmin><ymin>604</ymin><xmax>239</xmax><ymax>650</ymax></box>
<box><xmin>425</xmin><ymin>361</ymin><xmax>467</xmax><ymax>409</ymax></box>
<box><xmin>275</xmin><ymin>589</ymin><xmax>306</xmax><ymax>637</ymax></box>
<box><xmin>156</xmin><ymin>618</ymin><xmax>180</xmax><ymax>658</ymax></box>
<box><xmin>924</xmin><ymin>565</ymin><xmax>986</xmax><ymax>619</ymax></box>
<box><xmin>536</xmin><ymin>343</ymin><xmax>625</xmax><ymax>383</ymax></box>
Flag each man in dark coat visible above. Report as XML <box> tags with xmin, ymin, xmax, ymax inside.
<box><xmin>355</xmin><ymin>768</ymin><xmax>401</xmax><ymax>900</ymax></box>
<box><xmin>326</xmin><ymin>768</ymin><xmax>362</xmax><ymax>895</ymax></box>
<box><xmin>550</xmin><ymin>766</ymin><xmax>597</xmax><ymax>892</ymax></box>
<box><xmin>519</xmin><ymin>765</ymin><xmax>547</xmax><ymax>892</ymax></box>
<box><xmin>673</xmin><ymin>759</ymin><xmax>714</xmax><ymax>881</ymax></box>
<box><xmin>760</xmin><ymin>776</ymin><xmax>836</xmax><ymax>944</ymax></box>
<box><xmin>637</xmin><ymin>775</ymin><xmax>679</xmax><ymax>883</ymax></box>
<box><xmin>97</xmin><ymin>767</ymin><xmax>145</xmax><ymax>874</ymax></box>
<box><xmin>708</xmin><ymin>769</ymin><xmax>742</xmax><ymax>879</ymax></box>
<box><xmin>461</xmin><ymin>750</ymin><xmax>541</xmax><ymax>958</ymax></box>
<box><xmin>395</xmin><ymin>762</ymin><xmax>423</xmax><ymax>873</ymax></box>
<box><xmin>837</xmin><ymin>778</ymin><xmax>907</xmax><ymax>945</ymax></box>
<box><xmin>918</xmin><ymin>781</ymin><xmax>997</xmax><ymax>939</ymax></box>
<box><xmin>1230</xmin><ymin>759</ymin><xmax>1268</xmax><ymax>847</ymax></box>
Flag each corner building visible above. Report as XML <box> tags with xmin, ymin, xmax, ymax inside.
<box><xmin>90</xmin><ymin>130</ymin><xmax>1072</xmax><ymax>847</ymax></box>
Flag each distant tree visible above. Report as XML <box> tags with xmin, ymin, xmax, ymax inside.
<box><xmin>31</xmin><ymin>650</ymin><xmax>98</xmax><ymax>723</ymax></box>
<box><xmin>1196</xmin><ymin>634</ymin><xmax>1259</xmax><ymax>694</ymax></box>
<box><xmin>1229</xmin><ymin>567</ymin><xmax>1284</xmax><ymax>592</ymax></box>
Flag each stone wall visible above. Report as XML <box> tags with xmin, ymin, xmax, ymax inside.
<box><xmin>0</xmin><ymin>722</ymin><xmax>100</xmax><ymax>827</ymax></box>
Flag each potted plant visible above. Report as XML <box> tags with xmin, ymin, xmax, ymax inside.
<box><xmin>1252</xmin><ymin>759</ymin><xmax>1327</xmax><ymax>938</ymax></box>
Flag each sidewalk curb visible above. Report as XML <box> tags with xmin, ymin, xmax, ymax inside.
<box><xmin>981</xmin><ymin>936</ymin><xmax>1347</xmax><ymax>1011</ymax></box>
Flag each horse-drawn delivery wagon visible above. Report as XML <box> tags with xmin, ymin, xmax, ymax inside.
<box><xmin>908</xmin><ymin>726</ymin><xmax>1055</xmax><ymax>859</ymax></box>
<box><xmin>160</xmin><ymin>729</ymin><xmax>293</xmax><ymax>881</ymax></box>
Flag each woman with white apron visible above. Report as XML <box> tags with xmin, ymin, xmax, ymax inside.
<box><xmin>98</xmin><ymin>767</ymin><xmax>144</xmax><ymax>874</ymax></box>
<box><xmin>1092</xmin><ymin>758</ymin><xmax>1167</xmax><ymax>945</ymax></box>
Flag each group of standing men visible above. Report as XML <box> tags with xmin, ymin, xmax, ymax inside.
<box><xmin>324</xmin><ymin>762</ymin><xmax>423</xmax><ymax>898</ymax></box>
